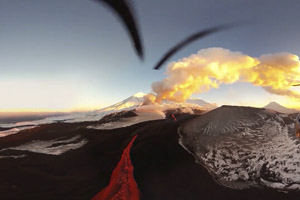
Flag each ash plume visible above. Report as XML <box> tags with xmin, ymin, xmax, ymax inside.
<box><xmin>151</xmin><ymin>47</ymin><xmax>300</xmax><ymax>102</ymax></box>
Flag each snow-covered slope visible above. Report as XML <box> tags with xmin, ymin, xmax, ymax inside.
<box><xmin>179</xmin><ymin>106</ymin><xmax>300</xmax><ymax>191</ymax></box>
<box><xmin>1</xmin><ymin>135</ymin><xmax>87</xmax><ymax>157</ymax></box>
<box><xmin>98</xmin><ymin>92</ymin><xmax>146</xmax><ymax>112</ymax></box>
<box><xmin>0</xmin><ymin>93</ymin><xmax>215</xmax><ymax>136</ymax></box>
<box><xmin>87</xmin><ymin>111</ymin><xmax>165</xmax><ymax>130</ymax></box>
<box><xmin>264</xmin><ymin>102</ymin><xmax>298</xmax><ymax>114</ymax></box>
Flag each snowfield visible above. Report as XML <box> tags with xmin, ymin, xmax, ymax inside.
<box><xmin>1</xmin><ymin>135</ymin><xmax>87</xmax><ymax>157</ymax></box>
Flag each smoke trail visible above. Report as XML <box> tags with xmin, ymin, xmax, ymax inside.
<box><xmin>151</xmin><ymin>48</ymin><xmax>300</xmax><ymax>102</ymax></box>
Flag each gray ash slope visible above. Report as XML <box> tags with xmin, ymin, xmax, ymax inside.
<box><xmin>179</xmin><ymin>105</ymin><xmax>300</xmax><ymax>191</ymax></box>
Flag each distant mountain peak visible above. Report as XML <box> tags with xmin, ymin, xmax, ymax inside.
<box><xmin>264</xmin><ymin>101</ymin><xmax>298</xmax><ymax>114</ymax></box>
<box><xmin>267</xmin><ymin>101</ymin><xmax>281</xmax><ymax>106</ymax></box>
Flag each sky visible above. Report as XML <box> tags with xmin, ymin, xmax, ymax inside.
<box><xmin>1</xmin><ymin>0</ymin><xmax>300</xmax><ymax>112</ymax></box>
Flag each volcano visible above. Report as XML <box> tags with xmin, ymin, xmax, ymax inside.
<box><xmin>264</xmin><ymin>102</ymin><xmax>298</xmax><ymax>114</ymax></box>
<box><xmin>0</xmin><ymin>93</ymin><xmax>215</xmax><ymax>137</ymax></box>
<box><xmin>0</xmin><ymin>95</ymin><xmax>299</xmax><ymax>200</ymax></box>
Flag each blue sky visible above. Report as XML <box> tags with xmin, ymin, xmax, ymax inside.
<box><xmin>1</xmin><ymin>0</ymin><xmax>300</xmax><ymax>111</ymax></box>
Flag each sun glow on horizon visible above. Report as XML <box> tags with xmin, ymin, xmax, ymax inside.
<box><xmin>0</xmin><ymin>104</ymin><xmax>109</xmax><ymax>113</ymax></box>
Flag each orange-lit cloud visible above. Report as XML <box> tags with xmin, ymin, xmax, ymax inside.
<box><xmin>151</xmin><ymin>48</ymin><xmax>300</xmax><ymax>104</ymax></box>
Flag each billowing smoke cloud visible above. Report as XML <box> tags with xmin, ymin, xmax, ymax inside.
<box><xmin>151</xmin><ymin>48</ymin><xmax>300</xmax><ymax>102</ymax></box>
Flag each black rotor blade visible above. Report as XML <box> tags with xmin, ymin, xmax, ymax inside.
<box><xmin>153</xmin><ymin>25</ymin><xmax>234</xmax><ymax>70</ymax></box>
<box><xmin>93</xmin><ymin>0</ymin><xmax>143</xmax><ymax>59</ymax></box>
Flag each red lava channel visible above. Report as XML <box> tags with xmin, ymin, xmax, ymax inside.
<box><xmin>92</xmin><ymin>135</ymin><xmax>139</xmax><ymax>200</ymax></box>
<box><xmin>171</xmin><ymin>114</ymin><xmax>177</xmax><ymax>122</ymax></box>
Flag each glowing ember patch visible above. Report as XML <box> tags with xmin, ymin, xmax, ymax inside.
<box><xmin>92</xmin><ymin>135</ymin><xmax>139</xmax><ymax>200</ymax></box>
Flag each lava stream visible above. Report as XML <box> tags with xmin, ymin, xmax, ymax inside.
<box><xmin>92</xmin><ymin>135</ymin><xmax>139</xmax><ymax>200</ymax></box>
<box><xmin>171</xmin><ymin>114</ymin><xmax>177</xmax><ymax>122</ymax></box>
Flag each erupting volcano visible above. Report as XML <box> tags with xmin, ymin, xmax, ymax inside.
<box><xmin>3</xmin><ymin>0</ymin><xmax>300</xmax><ymax>200</ymax></box>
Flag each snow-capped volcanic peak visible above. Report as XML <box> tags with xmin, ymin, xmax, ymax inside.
<box><xmin>132</xmin><ymin>92</ymin><xmax>146</xmax><ymax>98</ymax></box>
<box><xmin>88</xmin><ymin>93</ymin><xmax>216</xmax><ymax>130</ymax></box>
<box><xmin>99</xmin><ymin>92</ymin><xmax>215</xmax><ymax>113</ymax></box>
<box><xmin>264</xmin><ymin>102</ymin><xmax>298</xmax><ymax>114</ymax></box>
<box><xmin>100</xmin><ymin>93</ymin><xmax>146</xmax><ymax>112</ymax></box>
<box><xmin>0</xmin><ymin>92</ymin><xmax>215</xmax><ymax>136</ymax></box>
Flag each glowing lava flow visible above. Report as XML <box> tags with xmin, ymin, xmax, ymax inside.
<box><xmin>92</xmin><ymin>135</ymin><xmax>139</xmax><ymax>200</ymax></box>
<box><xmin>171</xmin><ymin>114</ymin><xmax>177</xmax><ymax>122</ymax></box>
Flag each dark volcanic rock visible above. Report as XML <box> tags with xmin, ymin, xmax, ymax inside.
<box><xmin>97</xmin><ymin>110</ymin><xmax>137</xmax><ymax>124</ymax></box>
<box><xmin>0</xmin><ymin>112</ymin><xmax>299</xmax><ymax>200</ymax></box>
<box><xmin>0</xmin><ymin>127</ymin><xmax>10</xmax><ymax>131</ymax></box>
